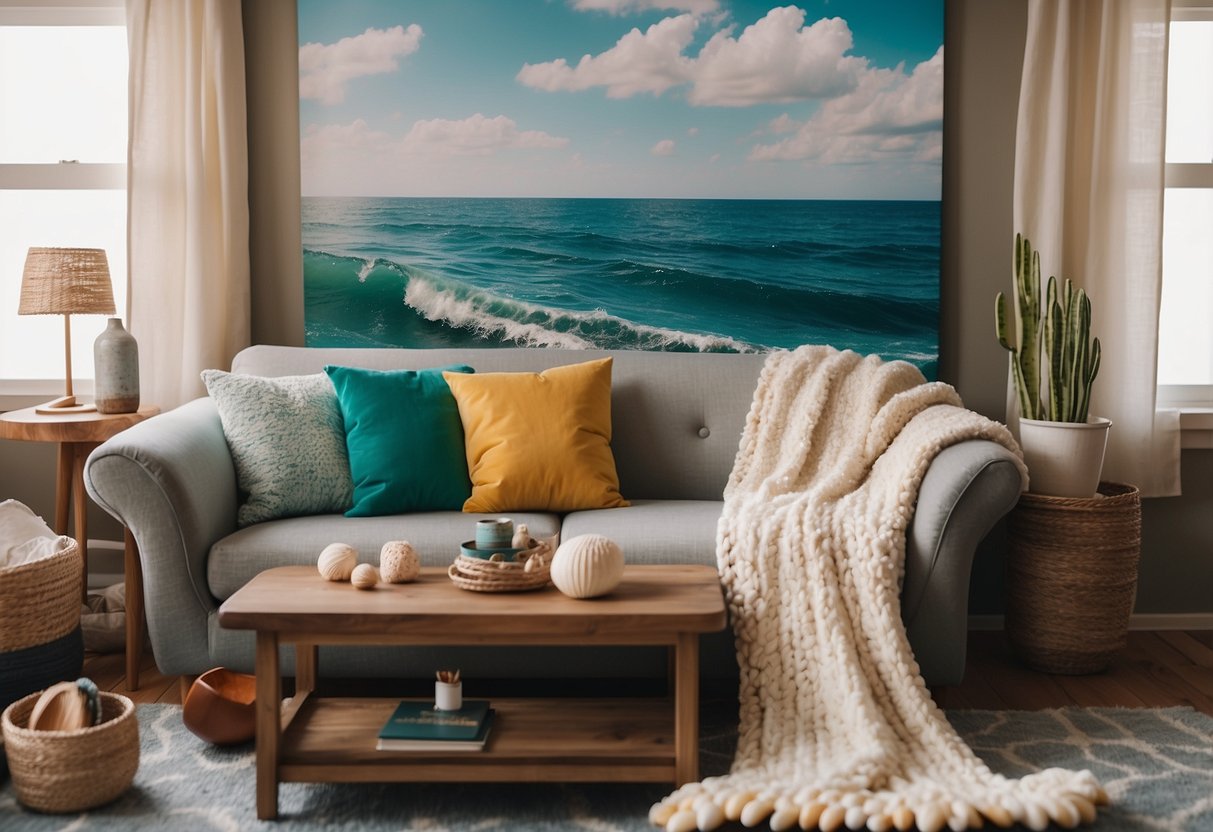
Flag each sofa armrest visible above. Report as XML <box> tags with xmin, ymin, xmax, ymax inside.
<box><xmin>84</xmin><ymin>398</ymin><xmax>238</xmax><ymax>674</ymax></box>
<box><xmin>903</xmin><ymin>439</ymin><xmax>1023</xmax><ymax>685</ymax></box>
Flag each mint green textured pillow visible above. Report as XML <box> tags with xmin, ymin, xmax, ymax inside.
<box><xmin>201</xmin><ymin>370</ymin><xmax>353</xmax><ymax>526</ymax></box>
<box><xmin>325</xmin><ymin>364</ymin><xmax>474</xmax><ymax>516</ymax></box>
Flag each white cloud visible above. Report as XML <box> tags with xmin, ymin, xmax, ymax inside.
<box><xmin>299</xmin><ymin>25</ymin><xmax>423</xmax><ymax>105</ymax></box>
<box><xmin>767</xmin><ymin>113</ymin><xmax>802</xmax><ymax>134</ymax></box>
<box><xmin>516</xmin><ymin>14</ymin><xmax>697</xmax><ymax>98</ymax></box>
<box><xmin>570</xmin><ymin>0</ymin><xmax>718</xmax><ymax>14</ymax></box>
<box><xmin>300</xmin><ymin>118</ymin><xmax>391</xmax><ymax>163</ymax></box>
<box><xmin>400</xmin><ymin>113</ymin><xmax>569</xmax><ymax>156</ymax></box>
<box><xmin>689</xmin><ymin>9</ymin><xmax>865</xmax><ymax>105</ymax></box>
<box><xmin>651</xmin><ymin>139</ymin><xmax>676</xmax><ymax>156</ymax></box>
<box><xmin>686</xmin><ymin>126</ymin><xmax>700</xmax><ymax>137</ymax></box>
<box><xmin>518</xmin><ymin>8</ymin><xmax>867</xmax><ymax>107</ymax></box>
<box><xmin>748</xmin><ymin>47</ymin><xmax>943</xmax><ymax>164</ymax></box>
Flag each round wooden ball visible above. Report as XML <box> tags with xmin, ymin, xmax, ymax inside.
<box><xmin>351</xmin><ymin>563</ymin><xmax>379</xmax><ymax>590</ymax></box>
<box><xmin>379</xmin><ymin>540</ymin><xmax>420</xmax><ymax>583</ymax></box>
<box><xmin>550</xmin><ymin>534</ymin><xmax>624</xmax><ymax>599</ymax></box>
<box><xmin>318</xmin><ymin>543</ymin><xmax>358</xmax><ymax>581</ymax></box>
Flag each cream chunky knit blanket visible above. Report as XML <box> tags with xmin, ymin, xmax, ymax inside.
<box><xmin>650</xmin><ymin>347</ymin><xmax>1106</xmax><ymax>832</ymax></box>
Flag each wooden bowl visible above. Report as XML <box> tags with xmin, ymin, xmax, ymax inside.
<box><xmin>182</xmin><ymin>667</ymin><xmax>256</xmax><ymax>746</ymax></box>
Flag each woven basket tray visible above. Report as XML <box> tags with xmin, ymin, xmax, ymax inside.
<box><xmin>2</xmin><ymin>690</ymin><xmax>139</xmax><ymax>813</ymax></box>
<box><xmin>1006</xmin><ymin>481</ymin><xmax>1142</xmax><ymax>674</ymax></box>
<box><xmin>0</xmin><ymin>539</ymin><xmax>82</xmax><ymax>653</ymax></box>
<box><xmin>448</xmin><ymin>542</ymin><xmax>552</xmax><ymax>592</ymax></box>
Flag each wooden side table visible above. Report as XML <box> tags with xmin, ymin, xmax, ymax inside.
<box><xmin>0</xmin><ymin>405</ymin><xmax>159</xmax><ymax>690</ymax></box>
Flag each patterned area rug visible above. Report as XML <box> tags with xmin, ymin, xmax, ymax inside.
<box><xmin>0</xmin><ymin>704</ymin><xmax>1209</xmax><ymax>831</ymax></box>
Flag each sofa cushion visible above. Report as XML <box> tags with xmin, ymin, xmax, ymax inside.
<box><xmin>325</xmin><ymin>364</ymin><xmax>474</xmax><ymax>516</ymax></box>
<box><xmin>444</xmin><ymin>357</ymin><xmax>629</xmax><ymax>513</ymax></box>
<box><xmin>206</xmin><ymin>512</ymin><xmax>561</xmax><ymax>601</ymax></box>
<box><xmin>201</xmin><ymin>370</ymin><xmax>352</xmax><ymax>526</ymax></box>
<box><xmin>561</xmin><ymin>500</ymin><xmax>723</xmax><ymax>565</ymax></box>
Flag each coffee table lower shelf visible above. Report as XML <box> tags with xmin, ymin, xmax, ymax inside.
<box><xmin>279</xmin><ymin>696</ymin><xmax>677</xmax><ymax>784</ymax></box>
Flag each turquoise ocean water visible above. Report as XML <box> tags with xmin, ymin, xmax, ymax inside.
<box><xmin>303</xmin><ymin>197</ymin><xmax>939</xmax><ymax>377</ymax></box>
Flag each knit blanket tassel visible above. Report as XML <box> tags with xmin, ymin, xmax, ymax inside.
<box><xmin>649</xmin><ymin>346</ymin><xmax>1106</xmax><ymax>832</ymax></box>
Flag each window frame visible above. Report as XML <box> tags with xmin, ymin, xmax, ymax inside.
<box><xmin>0</xmin><ymin>0</ymin><xmax>127</xmax><ymax>408</ymax></box>
<box><xmin>1158</xmin><ymin>1</ymin><xmax>1213</xmax><ymax>448</ymax></box>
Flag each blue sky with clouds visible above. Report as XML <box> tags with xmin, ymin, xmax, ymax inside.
<box><xmin>298</xmin><ymin>0</ymin><xmax>943</xmax><ymax>199</ymax></box>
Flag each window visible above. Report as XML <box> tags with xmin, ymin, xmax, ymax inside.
<box><xmin>1158</xmin><ymin>2</ymin><xmax>1213</xmax><ymax>405</ymax></box>
<box><xmin>0</xmin><ymin>4</ymin><xmax>127</xmax><ymax>388</ymax></box>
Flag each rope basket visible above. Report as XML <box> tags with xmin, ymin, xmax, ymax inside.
<box><xmin>1005</xmin><ymin>482</ymin><xmax>1141</xmax><ymax>674</ymax></box>
<box><xmin>1</xmin><ymin>690</ymin><xmax>139</xmax><ymax>813</ymax></box>
<box><xmin>0</xmin><ymin>539</ymin><xmax>82</xmax><ymax>653</ymax></box>
<box><xmin>448</xmin><ymin>543</ymin><xmax>552</xmax><ymax>592</ymax></box>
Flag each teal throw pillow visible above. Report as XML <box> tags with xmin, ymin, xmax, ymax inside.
<box><xmin>201</xmin><ymin>370</ymin><xmax>353</xmax><ymax>526</ymax></box>
<box><xmin>324</xmin><ymin>364</ymin><xmax>475</xmax><ymax>516</ymax></box>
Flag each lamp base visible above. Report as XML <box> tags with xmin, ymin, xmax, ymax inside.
<box><xmin>34</xmin><ymin>395</ymin><xmax>97</xmax><ymax>415</ymax></box>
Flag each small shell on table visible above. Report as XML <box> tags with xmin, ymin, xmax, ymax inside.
<box><xmin>551</xmin><ymin>534</ymin><xmax>624</xmax><ymax>599</ymax></box>
<box><xmin>351</xmin><ymin>563</ymin><xmax>379</xmax><ymax>590</ymax></box>
<box><xmin>379</xmin><ymin>540</ymin><xmax>420</xmax><ymax>583</ymax></box>
<box><xmin>318</xmin><ymin>543</ymin><xmax>358</xmax><ymax>581</ymax></box>
<box><xmin>511</xmin><ymin>523</ymin><xmax>532</xmax><ymax>550</ymax></box>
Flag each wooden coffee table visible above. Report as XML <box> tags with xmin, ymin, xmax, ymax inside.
<box><xmin>217</xmin><ymin>564</ymin><xmax>727</xmax><ymax>820</ymax></box>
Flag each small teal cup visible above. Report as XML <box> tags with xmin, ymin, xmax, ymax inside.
<box><xmin>475</xmin><ymin>517</ymin><xmax>513</xmax><ymax>550</ymax></box>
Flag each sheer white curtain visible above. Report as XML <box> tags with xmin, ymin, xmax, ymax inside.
<box><xmin>126</xmin><ymin>0</ymin><xmax>250</xmax><ymax>410</ymax></box>
<box><xmin>1013</xmin><ymin>0</ymin><xmax>1181</xmax><ymax>497</ymax></box>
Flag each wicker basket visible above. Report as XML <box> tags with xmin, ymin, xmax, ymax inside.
<box><xmin>448</xmin><ymin>542</ymin><xmax>552</xmax><ymax>592</ymax></box>
<box><xmin>1</xmin><ymin>690</ymin><xmax>139</xmax><ymax>812</ymax></box>
<box><xmin>1005</xmin><ymin>482</ymin><xmax>1141</xmax><ymax>674</ymax></box>
<box><xmin>0</xmin><ymin>540</ymin><xmax>84</xmax><ymax>713</ymax></box>
<box><xmin>0</xmin><ymin>539</ymin><xmax>82</xmax><ymax>654</ymax></box>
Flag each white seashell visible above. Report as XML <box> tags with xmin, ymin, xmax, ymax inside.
<box><xmin>318</xmin><ymin>543</ymin><xmax>357</xmax><ymax>581</ymax></box>
<box><xmin>550</xmin><ymin>533</ymin><xmax>624</xmax><ymax>599</ymax></box>
<box><xmin>379</xmin><ymin>540</ymin><xmax>420</xmax><ymax>583</ymax></box>
<box><xmin>511</xmin><ymin>523</ymin><xmax>531</xmax><ymax>550</ymax></box>
<box><xmin>351</xmin><ymin>563</ymin><xmax>378</xmax><ymax>590</ymax></box>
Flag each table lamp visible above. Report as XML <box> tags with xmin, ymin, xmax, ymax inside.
<box><xmin>18</xmin><ymin>247</ymin><xmax>117</xmax><ymax>414</ymax></box>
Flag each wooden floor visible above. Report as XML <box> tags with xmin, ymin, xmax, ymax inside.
<box><xmin>84</xmin><ymin>630</ymin><xmax>1213</xmax><ymax>714</ymax></box>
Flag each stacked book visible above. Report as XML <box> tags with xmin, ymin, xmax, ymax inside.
<box><xmin>376</xmin><ymin>699</ymin><xmax>494</xmax><ymax>751</ymax></box>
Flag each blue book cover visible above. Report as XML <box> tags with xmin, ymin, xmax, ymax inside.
<box><xmin>377</xmin><ymin>709</ymin><xmax>495</xmax><ymax>752</ymax></box>
<box><xmin>378</xmin><ymin>700</ymin><xmax>490</xmax><ymax>742</ymax></box>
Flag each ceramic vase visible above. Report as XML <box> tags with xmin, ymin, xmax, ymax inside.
<box><xmin>93</xmin><ymin>318</ymin><xmax>139</xmax><ymax>414</ymax></box>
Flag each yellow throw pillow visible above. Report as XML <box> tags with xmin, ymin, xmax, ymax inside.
<box><xmin>444</xmin><ymin>357</ymin><xmax>629</xmax><ymax>513</ymax></box>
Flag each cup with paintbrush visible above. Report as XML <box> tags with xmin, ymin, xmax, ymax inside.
<box><xmin>435</xmin><ymin>668</ymin><xmax>462</xmax><ymax>710</ymax></box>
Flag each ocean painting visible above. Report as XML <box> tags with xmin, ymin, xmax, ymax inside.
<box><xmin>299</xmin><ymin>1</ymin><xmax>943</xmax><ymax>376</ymax></box>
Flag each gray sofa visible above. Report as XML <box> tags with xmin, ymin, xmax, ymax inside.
<box><xmin>84</xmin><ymin>346</ymin><xmax>1023</xmax><ymax>686</ymax></box>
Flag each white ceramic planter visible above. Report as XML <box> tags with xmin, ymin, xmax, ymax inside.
<box><xmin>1019</xmin><ymin>416</ymin><xmax>1112</xmax><ymax>497</ymax></box>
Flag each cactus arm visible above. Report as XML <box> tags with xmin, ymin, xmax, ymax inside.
<box><xmin>996</xmin><ymin>291</ymin><xmax>1034</xmax><ymax>418</ymax></box>
<box><xmin>1079</xmin><ymin>337</ymin><xmax>1101</xmax><ymax>422</ymax></box>
<box><xmin>995</xmin><ymin>292</ymin><xmax>1013</xmax><ymax>350</ymax></box>
<box><xmin>1046</xmin><ymin>294</ymin><xmax>1064</xmax><ymax>421</ymax></box>
<box><xmin>1016</xmin><ymin>235</ymin><xmax>1042</xmax><ymax>420</ymax></box>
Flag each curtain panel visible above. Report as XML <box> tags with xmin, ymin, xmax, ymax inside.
<box><xmin>126</xmin><ymin>0</ymin><xmax>250</xmax><ymax>410</ymax></box>
<box><xmin>1013</xmin><ymin>0</ymin><xmax>1180</xmax><ymax>497</ymax></box>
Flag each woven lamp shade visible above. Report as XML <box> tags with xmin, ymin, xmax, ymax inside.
<box><xmin>18</xmin><ymin>247</ymin><xmax>116</xmax><ymax>316</ymax></box>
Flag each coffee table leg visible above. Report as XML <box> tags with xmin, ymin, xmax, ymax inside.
<box><xmin>673</xmin><ymin>632</ymin><xmax>699</xmax><ymax>786</ymax></box>
<box><xmin>256</xmin><ymin>631</ymin><xmax>281</xmax><ymax>820</ymax></box>
<box><xmin>295</xmin><ymin>643</ymin><xmax>317</xmax><ymax>695</ymax></box>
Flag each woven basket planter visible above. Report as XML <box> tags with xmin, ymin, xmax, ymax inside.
<box><xmin>1</xmin><ymin>690</ymin><xmax>139</xmax><ymax>812</ymax></box>
<box><xmin>0</xmin><ymin>540</ymin><xmax>84</xmax><ymax>712</ymax></box>
<box><xmin>1005</xmin><ymin>482</ymin><xmax>1141</xmax><ymax>674</ymax></box>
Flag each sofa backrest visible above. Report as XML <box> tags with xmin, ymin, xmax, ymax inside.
<box><xmin>231</xmin><ymin>345</ymin><xmax>768</xmax><ymax>502</ymax></box>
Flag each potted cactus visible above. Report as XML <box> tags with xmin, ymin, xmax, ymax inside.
<box><xmin>995</xmin><ymin>233</ymin><xmax>1110</xmax><ymax>497</ymax></box>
